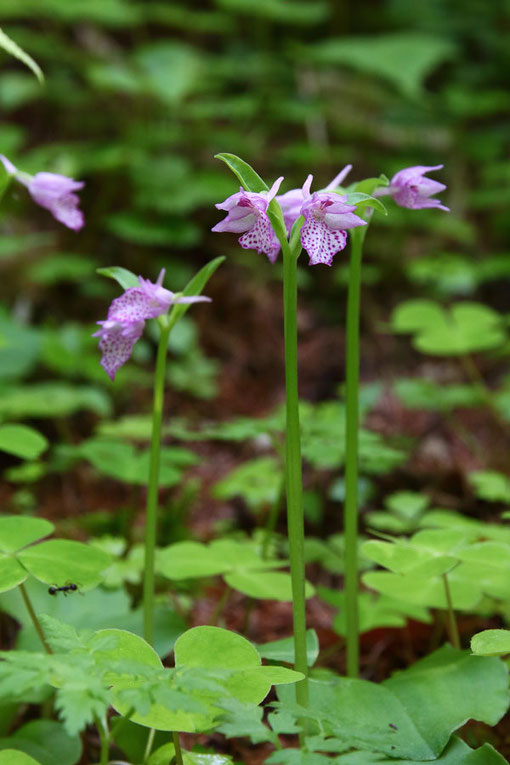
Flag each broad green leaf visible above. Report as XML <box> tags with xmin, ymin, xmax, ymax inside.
<box><xmin>225</xmin><ymin>571</ymin><xmax>315</xmax><ymax>601</ymax></box>
<box><xmin>383</xmin><ymin>646</ymin><xmax>509</xmax><ymax>755</ymax></box>
<box><xmin>0</xmin><ymin>556</ymin><xmax>28</xmax><ymax>593</ymax></box>
<box><xmin>469</xmin><ymin>471</ymin><xmax>510</xmax><ymax>504</ymax></box>
<box><xmin>319</xmin><ymin>589</ymin><xmax>430</xmax><ymax>637</ymax></box>
<box><xmin>101</xmin><ymin>626</ymin><xmax>302</xmax><ymax>733</ymax></box>
<box><xmin>175</xmin><ymin>626</ymin><xmax>303</xmax><ymax>698</ymax></box>
<box><xmin>74</xmin><ymin>438</ymin><xmax>196</xmax><ymax>486</ymax></box>
<box><xmin>0</xmin><ymin>516</ymin><xmax>53</xmax><ymax>553</ymax></box>
<box><xmin>0</xmin><ymin>384</ymin><xmax>111</xmax><ymax>419</ymax></box>
<box><xmin>0</xmin><ymin>424</ymin><xmax>48</xmax><ymax>460</ymax></box>
<box><xmin>213</xmin><ymin>456</ymin><xmax>282</xmax><ymax>510</ymax></box>
<box><xmin>333</xmin><ymin>736</ymin><xmax>507</xmax><ymax>763</ymax></box>
<box><xmin>362</xmin><ymin>570</ymin><xmax>482</xmax><ymax>611</ymax></box>
<box><xmin>392</xmin><ymin>299</ymin><xmax>445</xmax><ymax>333</ymax></box>
<box><xmin>0</xmin><ymin>27</ymin><xmax>43</xmax><ymax>84</ymax></box>
<box><xmin>0</xmin><ymin>752</ymin><xmax>41</xmax><ymax>765</ymax></box>
<box><xmin>306</xmin><ymin>33</ymin><xmax>455</xmax><ymax>98</ymax></box>
<box><xmin>361</xmin><ymin>540</ymin><xmax>458</xmax><ymax>577</ymax></box>
<box><xmin>277</xmin><ymin>647</ymin><xmax>508</xmax><ymax>760</ymax></box>
<box><xmin>18</xmin><ymin>539</ymin><xmax>111</xmax><ymax>590</ymax></box>
<box><xmin>157</xmin><ymin>538</ymin><xmax>287</xmax><ymax>581</ymax></box>
<box><xmin>257</xmin><ymin>630</ymin><xmax>319</xmax><ymax>666</ymax></box>
<box><xmin>471</xmin><ymin>629</ymin><xmax>510</xmax><ymax>656</ymax></box>
<box><xmin>167</xmin><ymin>256</ymin><xmax>225</xmax><ymax>331</ymax></box>
<box><xmin>215</xmin><ymin>153</ymin><xmax>268</xmax><ymax>193</ymax></box>
<box><xmin>96</xmin><ymin>266</ymin><xmax>139</xmax><ymax>290</ymax></box>
<box><xmin>391</xmin><ymin>300</ymin><xmax>506</xmax><ymax>356</ymax></box>
<box><xmin>0</xmin><ymin>720</ymin><xmax>81</xmax><ymax>765</ymax></box>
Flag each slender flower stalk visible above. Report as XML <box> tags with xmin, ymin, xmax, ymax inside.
<box><xmin>143</xmin><ymin>317</ymin><xmax>171</xmax><ymax>646</ymax></box>
<box><xmin>343</xmin><ymin>225</ymin><xmax>366</xmax><ymax>678</ymax></box>
<box><xmin>281</xmin><ymin>234</ymin><xmax>309</xmax><ymax>707</ymax></box>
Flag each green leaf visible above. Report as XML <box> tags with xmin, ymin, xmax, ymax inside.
<box><xmin>0</xmin><ymin>384</ymin><xmax>111</xmax><ymax>419</ymax></box>
<box><xmin>306</xmin><ymin>33</ymin><xmax>455</xmax><ymax>98</ymax></box>
<box><xmin>0</xmin><ymin>720</ymin><xmax>81</xmax><ymax>765</ymax></box>
<box><xmin>469</xmin><ymin>471</ymin><xmax>510</xmax><ymax>504</ymax></box>
<box><xmin>345</xmin><ymin>192</ymin><xmax>387</xmax><ymax>216</ymax></box>
<box><xmin>0</xmin><ymin>555</ymin><xmax>28</xmax><ymax>593</ymax></box>
<box><xmin>277</xmin><ymin>647</ymin><xmax>508</xmax><ymax>760</ymax></box>
<box><xmin>96</xmin><ymin>266</ymin><xmax>139</xmax><ymax>290</ymax></box>
<box><xmin>225</xmin><ymin>571</ymin><xmax>315</xmax><ymax>601</ymax></box>
<box><xmin>383</xmin><ymin>647</ymin><xmax>509</xmax><ymax>754</ymax></box>
<box><xmin>73</xmin><ymin>438</ymin><xmax>196</xmax><ymax>486</ymax></box>
<box><xmin>471</xmin><ymin>629</ymin><xmax>510</xmax><ymax>657</ymax></box>
<box><xmin>100</xmin><ymin>626</ymin><xmax>302</xmax><ymax>733</ymax></box>
<box><xmin>332</xmin><ymin>736</ymin><xmax>508</xmax><ymax>763</ymax></box>
<box><xmin>157</xmin><ymin>537</ymin><xmax>288</xmax><ymax>582</ymax></box>
<box><xmin>391</xmin><ymin>300</ymin><xmax>506</xmax><ymax>355</ymax></box>
<box><xmin>0</xmin><ymin>516</ymin><xmax>53</xmax><ymax>553</ymax></box>
<box><xmin>18</xmin><ymin>539</ymin><xmax>111</xmax><ymax>590</ymax></box>
<box><xmin>0</xmin><ymin>424</ymin><xmax>48</xmax><ymax>460</ymax></box>
<box><xmin>167</xmin><ymin>256</ymin><xmax>225</xmax><ymax>331</ymax></box>
<box><xmin>0</xmin><ymin>27</ymin><xmax>44</xmax><ymax>84</ymax></box>
<box><xmin>215</xmin><ymin>153</ymin><xmax>268</xmax><ymax>193</ymax></box>
<box><xmin>213</xmin><ymin>456</ymin><xmax>282</xmax><ymax>510</ymax></box>
<box><xmin>0</xmin><ymin>752</ymin><xmax>41</xmax><ymax>765</ymax></box>
<box><xmin>257</xmin><ymin>630</ymin><xmax>319</xmax><ymax>666</ymax></box>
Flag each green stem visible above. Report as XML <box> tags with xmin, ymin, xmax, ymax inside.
<box><xmin>344</xmin><ymin>227</ymin><xmax>364</xmax><ymax>678</ymax></box>
<box><xmin>442</xmin><ymin>573</ymin><xmax>460</xmax><ymax>649</ymax></box>
<box><xmin>143</xmin><ymin>727</ymin><xmax>156</xmax><ymax>762</ymax></box>
<box><xmin>143</xmin><ymin>319</ymin><xmax>171</xmax><ymax>646</ymax></box>
<box><xmin>172</xmin><ymin>731</ymin><xmax>184</xmax><ymax>765</ymax></box>
<box><xmin>210</xmin><ymin>585</ymin><xmax>231</xmax><ymax>627</ymax></box>
<box><xmin>95</xmin><ymin>715</ymin><xmax>110</xmax><ymax>765</ymax></box>
<box><xmin>19</xmin><ymin>583</ymin><xmax>52</xmax><ymax>654</ymax></box>
<box><xmin>282</xmin><ymin>240</ymin><xmax>309</xmax><ymax>707</ymax></box>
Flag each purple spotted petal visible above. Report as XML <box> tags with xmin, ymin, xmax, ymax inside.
<box><xmin>93</xmin><ymin>320</ymin><xmax>145</xmax><ymax>380</ymax></box>
<box><xmin>300</xmin><ymin>216</ymin><xmax>348</xmax><ymax>266</ymax></box>
<box><xmin>95</xmin><ymin>270</ymin><xmax>211</xmax><ymax>379</ymax></box>
<box><xmin>299</xmin><ymin>191</ymin><xmax>367</xmax><ymax>266</ymax></box>
<box><xmin>239</xmin><ymin>214</ymin><xmax>280</xmax><ymax>263</ymax></box>
<box><xmin>212</xmin><ymin>178</ymin><xmax>283</xmax><ymax>262</ymax></box>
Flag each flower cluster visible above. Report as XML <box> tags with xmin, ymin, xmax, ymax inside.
<box><xmin>94</xmin><ymin>270</ymin><xmax>210</xmax><ymax>380</ymax></box>
<box><xmin>212</xmin><ymin>164</ymin><xmax>448</xmax><ymax>266</ymax></box>
<box><xmin>1</xmin><ymin>154</ymin><xmax>85</xmax><ymax>231</ymax></box>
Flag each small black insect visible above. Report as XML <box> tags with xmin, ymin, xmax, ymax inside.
<box><xmin>389</xmin><ymin>723</ymin><xmax>398</xmax><ymax>731</ymax></box>
<box><xmin>48</xmin><ymin>583</ymin><xmax>78</xmax><ymax>596</ymax></box>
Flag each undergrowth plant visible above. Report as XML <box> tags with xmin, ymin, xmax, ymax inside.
<box><xmin>1</xmin><ymin>18</ymin><xmax>510</xmax><ymax>765</ymax></box>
